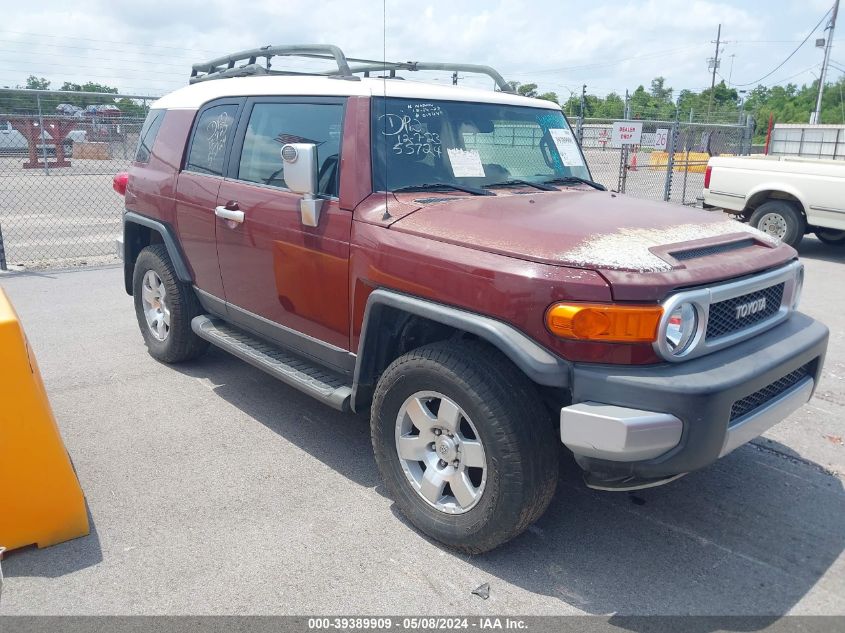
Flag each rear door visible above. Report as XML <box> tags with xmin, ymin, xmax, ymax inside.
<box><xmin>214</xmin><ymin>97</ymin><xmax>352</xmax><ymax>364</ymax></box>
<box><xmin>174</xmin><ymin>100</ymin><xmax>242</xmax><ymax>299</ymax></box>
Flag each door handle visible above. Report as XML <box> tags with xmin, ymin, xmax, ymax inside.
<box><xmin>214</xmin><ymin>205</ymin><xmax>244</xmax><ymax>224</ymax></box>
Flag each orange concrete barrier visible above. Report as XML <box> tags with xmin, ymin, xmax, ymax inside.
<box><xmin>0</xmin><ymin>288</ymin><xmax>88</xmax><ymax>552</ymax></box>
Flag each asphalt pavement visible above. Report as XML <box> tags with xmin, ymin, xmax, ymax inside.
<box><xmin>0</xmin><ymin>238</ymin><xmax>843</xmax><ymax>616</ymax></box>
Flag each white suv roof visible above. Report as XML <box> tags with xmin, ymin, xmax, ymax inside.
<box><xmin>152</xmin><ymin>76</ymin><xmax>561</xmax><ymax>111</ymax></box>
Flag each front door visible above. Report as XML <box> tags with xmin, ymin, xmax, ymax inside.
<box><xmin>215</xmin><ymin>98</ymin><xmax>352</xmax><ymax>365</ymax></box>
<box><xmin>174</xmin><ymin>101</ymin><xmax>241</xmax><ymax>299</ymax></box>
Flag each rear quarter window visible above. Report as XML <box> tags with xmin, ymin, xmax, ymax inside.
<box><xmin>185</xmin><ymin>104</ymin><xmax>239</xmax><ymax>176</ymax></box>
<box><xmin>134</xmin><ymin>109</ymin><xmax>165</xmax><ymax>163</ymax></box>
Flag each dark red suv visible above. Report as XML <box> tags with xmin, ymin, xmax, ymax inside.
<box><xmin>115</xmin><ymin>45</ymin><xmax>828</xmax><ymax>552</ymax></box>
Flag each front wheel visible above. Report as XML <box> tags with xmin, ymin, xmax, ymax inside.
<box><xmin>814</xmin><ymin>229</ymin><xmax>845</xmax><ymax>246</ymax></box>
<box><xmin>371</xmin><ymin>341</ymin><xmax>559</xmax><ymax>553</ymax></box>
<box><xmin>749</xmin><ymin>200</ymin><xmax>806</xmax><ymax>248</ymax></box>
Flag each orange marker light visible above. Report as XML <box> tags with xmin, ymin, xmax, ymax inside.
<box><xmin>545</xmin><ymin>303</ymin><xmax>663</xmax><ymax>343</ymax></box>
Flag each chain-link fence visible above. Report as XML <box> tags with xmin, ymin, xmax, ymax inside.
<box><xmin>0</xmin><ymin>88</ymin><xmax>154</xmax><ymax>269</ymax></box>
<box><xmin>572</xmin><ymin>116</ymin><xmax>754</xmax><ymax>206</ymax></box>
<box><xmin>0</xmin><ymin>88</ymin><xmax>756</xmax><ymax>270</ymax></box>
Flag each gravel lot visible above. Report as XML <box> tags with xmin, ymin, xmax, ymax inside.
<box><xmin>0</xmin><ymin>238</ymin><xmax>843</xmax><ymax>616</ymax></box>
<box><xmin>0</xmin><ymin>157</ymin><xmax>127</xmax><ymax>268</ymax></box>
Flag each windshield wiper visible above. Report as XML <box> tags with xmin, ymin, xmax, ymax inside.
<box><xmin>392</xmin><ymin>183</ymin><xmax>494</xmax><ymax>196</ymax></box>
<box><xmin>483</xmin><ymin>179</ymin><xmax>558</xmax><ymax>192</ymax></box>
<box><xmin>542</xmin><ymin>176</ymin><xmax>607</xmax><ymax>191</ymax></box>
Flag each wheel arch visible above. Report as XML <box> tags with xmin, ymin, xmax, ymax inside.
<box><xmin>123</xmin><ymin>211</ymin><xmax>192</xmax><ymax>295</ymax></box>
<box><xmin>743</xmin><ymin>186</ymin><xmax>807</xmax><ymax>219</ymax></box>
<box><xmin>350</xmin><ymin>289</ymin><xmax>571</xmax><ymax>413</ymax></box>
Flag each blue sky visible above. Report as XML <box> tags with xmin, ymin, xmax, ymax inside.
<box><xmin>0</xmin><ymin>0</ymin><xmax>841</xmax><ymax>99</ymax></box>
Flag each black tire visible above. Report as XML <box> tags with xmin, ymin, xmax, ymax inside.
<box><xmin>749</xmin><ymin>200</ymin><xmax>806</xmax><ymax>248</ymax></box>
<box><xmin>371</xmin><ymin>340</ymin><xmax>559</xmax><ymax>553</ymax></box>
<box><xmin>814</xmin><ymin>229</ymin><xmax>845</xmax><ymax>246</ymax></box>
<box><xmin>132</xmin><ymin>244</ymin><xmax>208</xmax><ymax>363</ymax></box>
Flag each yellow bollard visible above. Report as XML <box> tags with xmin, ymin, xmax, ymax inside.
<box><xmin>0</xmin><ymin>287</ymin><xmax>89</xmax><ymax>552</ymax></box>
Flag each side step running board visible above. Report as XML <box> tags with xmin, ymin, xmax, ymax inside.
<box><xmin>191</xmin><ymin>315</ymin><xmax>352</xmax><ymax>411</ymax></box>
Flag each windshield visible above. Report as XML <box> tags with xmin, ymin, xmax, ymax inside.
<box><xmin>372</xmin><ymin>97</ymin><xmax>591</xmax><ymax>192</ymax></box>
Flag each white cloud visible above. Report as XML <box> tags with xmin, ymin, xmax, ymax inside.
<box><xmin>0</xmin><ymin>0</ymin><xmax>836</xmax><ymax>98</ymax></box>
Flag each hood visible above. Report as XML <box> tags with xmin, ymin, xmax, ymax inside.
<box><xmin>389</xmin><ymin>190</ymin><xmax>797</xmax><ymax>300</ymax></box>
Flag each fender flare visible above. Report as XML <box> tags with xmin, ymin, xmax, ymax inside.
<box><xmin>351</xmin><ymin>288</ymin><xmax>571</xmax><ymax>412</ymax></box>
<box><xmin>745</xmin><ymin>183</ymin><xmax>808</xmax><ymax>215</ymax></box>
<box><xmin>123</xmin><ymin>211</ymin><xmax>192</xmax><ymax>293</ymax></box>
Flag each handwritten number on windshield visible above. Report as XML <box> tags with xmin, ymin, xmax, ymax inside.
<box><xmin>392</xmin><ymin>131</ymin><xmax>441</xmax><ymax>157</ymax></box>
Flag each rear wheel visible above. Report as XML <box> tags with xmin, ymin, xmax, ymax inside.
<box><xmin>814</xmin><ymin>229</ymin><xmax>845</xmax><ymax>246</ymax></box>
<box><xmin>749</xmin><ymin>200</ymin><xmax>806</xmax><ymax>248</ymax></box>
<box><xmin>371</xmin><ymin>341</ymin><xmax>559</xmax><ymax>553</ymax></box>
<box><xmin>132</xmin><ymin>244</ymin><xmax>208</xmax><ymax>363</ymax></box>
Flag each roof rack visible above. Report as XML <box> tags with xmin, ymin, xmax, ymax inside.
<box><xmin>190</xmin><ymin>44</ymin><xmax>514</xmax><ymax>93</ymax></box>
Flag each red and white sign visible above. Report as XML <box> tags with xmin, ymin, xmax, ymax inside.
<box><xmin>611</xmin><ymin>121</ymin><xmax>643</xmax><ymax>146</ymax></box>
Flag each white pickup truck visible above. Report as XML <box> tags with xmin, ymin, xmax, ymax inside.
<box><xmin>702</xmin><ymin>155</ymin><xmax>845</xmax><ymax>248</ymax></box>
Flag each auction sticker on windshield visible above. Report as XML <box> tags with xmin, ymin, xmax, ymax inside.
<box><xmin>548</xmin><ymin>128</ymin><xmax>584</xmax><ymax>167</ymax></box>
<box><xmin>447</xmin><ymin>148</ymin><xmax>486</xmax><ymax>177</ymax></box>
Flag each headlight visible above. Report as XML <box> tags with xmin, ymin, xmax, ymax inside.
<box><xmin>665</xmin><ymin>302</ymin><xmax>698</xmax><ymax>355</ymax></box>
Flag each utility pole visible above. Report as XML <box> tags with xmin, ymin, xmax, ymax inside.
<box><xmin>624</xmin><ymin>88</ymin><xmax>630</xmax><ymax>118</ymax></box>
<box><xmin>707</xmin><ymin>23</ymin><xmax>722</xmax><ymax>121</ymax></box>
<box><xmin>811</xmin><ymin>0</ymin><xmax>840</xmax><ymax>124</ymax></box>
<box><xmin>579</xmin><ymin>84</ymin><xmax>586</xmax><ymax>118</ymax></box>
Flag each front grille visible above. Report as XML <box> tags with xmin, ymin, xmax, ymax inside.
<box><xmin>706</xmin><ymin>283</ymin><xmax>784</xmax><ymax>340</ymax></box>
<box><xmin>729</xmin><ymin>362</ymin><xmax>813</xmax><ymax>423</ymax></box>
<box><xmin>670</xmin><ymin>239</ymin><xmax>755</xmax><ymax>261</ymax></box>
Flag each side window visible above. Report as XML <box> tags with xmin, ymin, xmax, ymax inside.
<box><xmin>237</xmin><ymin>102</ymin><xmax>344</xmax><ymax>196</ymax></box>
<box><xmin>134</xmin><ymin>109</ymin><xmax>165</xmax><ymax>163</ymax></box>
<box><xmin>185</xmin><ymin>104</ymin><xmax>238</xmax><ymax>176</ymax></box>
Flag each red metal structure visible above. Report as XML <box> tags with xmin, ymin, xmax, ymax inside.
<box><xmin>8</xmin><ymin>116</ymin><xmax>76</xmax><ymax>169</ymax></box>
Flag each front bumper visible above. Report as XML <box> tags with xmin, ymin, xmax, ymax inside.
<box><xmin>560</xmin><ymin>312</ymin><xmax>828</xmax><ymax>486</ymax></box>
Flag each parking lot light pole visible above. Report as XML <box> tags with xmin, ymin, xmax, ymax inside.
<box><xmin>812</xmin><ymin>0</ymin><xmax>839</xmax><ymax>124</ymax></box>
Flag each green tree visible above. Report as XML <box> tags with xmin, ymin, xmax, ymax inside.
<box><xmin>60</xmin><ymin>81</ymin><xmax>118</xmax><ymax>94</ymax></box>
<box><xmin>0</xmin><ymin>77</ymin><xmax>149</xmax><ymax>117</ymax></box>
<box><xmin>25</xmin><ymin>76</ymin><xmax>51</xmax><ymax>90</ymax></box>
<box><xmin>650</xmin><ymin>76</ymin><xmax>673</xmax><ymax>102</ymax></box>
<box><xmin>516</xmin><ymin>83</ymin><xmax>539</xmax><ymax>98</ymax></box>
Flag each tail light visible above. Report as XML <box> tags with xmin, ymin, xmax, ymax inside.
<box><xmin>112</xmin><ymin>172</ymin><xmax>128</xmax><ymax>196</ymax></box>
<box><xmin>704</xmin><ymin>165</ymin><xmax>712</xmax><ymax>189</ymax></box>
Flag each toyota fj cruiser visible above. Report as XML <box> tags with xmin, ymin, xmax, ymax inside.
<box><xmin>115</xmin><ymin>45</ymin><xmax>829</xmax><ymax>553</ymax></box>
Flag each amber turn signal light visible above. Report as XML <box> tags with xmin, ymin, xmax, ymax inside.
<box><xmin>545</xmin><ymin>303</ymin><xmax>663</xmax><ymax>343</ymax></box>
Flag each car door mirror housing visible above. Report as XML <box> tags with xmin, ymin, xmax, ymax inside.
<box><xmin>280</xmin><ymin>143</ymin><xmax>318</xmax><ymax>194</ymax></box>
<box><xmin>281</xmin><ymin>143</ymin><xmax>323</xmax><ymax>227</ymax></box>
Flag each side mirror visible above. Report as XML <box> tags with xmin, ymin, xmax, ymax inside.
<box><xmin>281</xmin><ymin>143</ymin><xmax>323</xmax><ymax>227</ymax></box>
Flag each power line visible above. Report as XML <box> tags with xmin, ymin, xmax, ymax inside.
<box><xmin>731</xmin><ymin>8</ymin><xmax>832</xmax><ymax>86</ymax></box>
<box><xmin>770</xmin><ymin>64</ymin><xmax>824</xmax><ymax>85</ymax></box>
<box><xmin>0</xmin><ymin>59</ymin><xmax>188</xmax><ymax>78</ymax></box>
<box><xmin>0</xmin><ymin>41</ymin><xmax>200</xmax><ymax>62</ymax></box>
<box><xmin>0</xmin><ymin>29</ymin><xmax>221</xmax><ymax>55</ymax></box>
<box><xmin>719</xmin><ymin>64</ymin><xmax>821</xmax><ymax>87</ymax></box>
